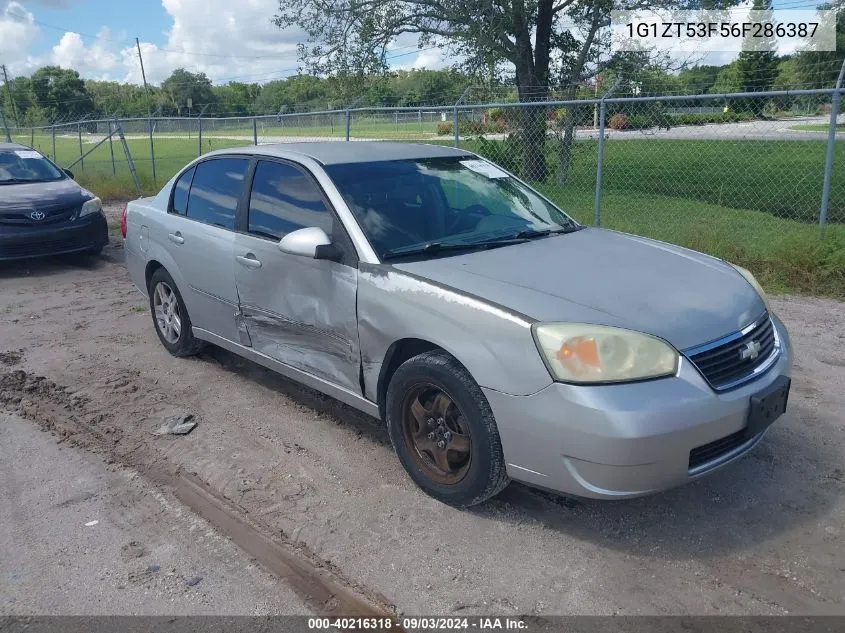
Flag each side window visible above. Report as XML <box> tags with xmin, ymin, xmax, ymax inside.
<box><xmin>185</xmin><ymin>158</ymin><xmax>249</xmax><ymax>230</ymax></box>
<box><xmin>248</xmin><ymin>160</ymin><xmax>332</xmax><ymax>240</ymax></box>
<box><xmin>171</xmin><ymin>166</ymin><xmax>195</xmax><ymax>216</ymax></box>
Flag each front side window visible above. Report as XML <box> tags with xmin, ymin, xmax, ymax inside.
<box><xmin>185</xmin><ymin>158</ymin><xmax>249</xmax><ymax>230</ymax></box>
<box><xmin>248</xmin><ymin>160</ymin><xmax>332</xmax><ymax>240</ymax></box>
<box><xmin>324</xmin><ymin>157</ymin><xmax>579</xmax><ymax>259</ymax></box>
<box><xmin>0</xmin><ymin>148</ymin><xmax>64</xmax><ymax>184</ymax></box>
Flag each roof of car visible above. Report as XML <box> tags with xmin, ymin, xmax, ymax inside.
<box><xmin>0</xmin><ymin>142</ymin><xmax>28</xmax><ymax>151</ymax></box>
<box><xmin>215</xmin><ymin>141</ymin><xmax>472</xmax><ymax>165</ymax></box>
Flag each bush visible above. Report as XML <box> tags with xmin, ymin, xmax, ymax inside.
<box><xmin>436</xmin><ymin>122</ymin><xmax>452</xmax><ymax>136</ymax></box>
<box><xmin>608</xmin><ymin>113</ymin><xmax>629</xmax><ymax>130</ymax></box>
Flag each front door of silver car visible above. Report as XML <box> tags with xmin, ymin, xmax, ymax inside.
<box><xmin>164</xmin><ymin>156</ymin><xmax>248</xmax><ymax>343</ymax></box>
<box><xmin>233</xmin><ymin>159</ymin><xmax>361</xmax><ymax>392</ymax></box>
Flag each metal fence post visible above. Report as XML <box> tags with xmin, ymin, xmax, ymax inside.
<box><xmin>252</xmin><ymin>117</ymin><xmax>258</xmax><ymax>145</ymax></box>
<box><xmin>108</xmin><ymin>119</ymin><xmax>116</xmax><ymax>176</ymax></box>
<box><xmin>51</xmin><ymin>125</ymin><xmax>56</xmax><ymax>160</ymax></box>
<box><xmin>453</xmin><ymin>87</ymin><xmax>471</xmax><ymax>148</ymax></box>
<box><xmin>593</xmin><ymin>78</ymin><xmax>623</xmax><ymax>227</ymax></box>
<box><xmin>819</xmin><ymin>59</ymin><xmax>845</xmax><ymax>238</ymax></box>
<box><xmin>77</xmin><ymin>123</ymin><xmax>84</xmax><ymax>169</ymax></box>
<box><xmin>0</xmin><ymin>106</ymin><xmax>10</xmax><ymax>142</ymax></box>
<box><xmin>345</xmin><ymin>109</ymin><xmax>351</xmax><ymax>141</ymax></box>
<box><xmin>148</xmin><ymin>117</ymin><xmax>156</xmax><ymax>185</ymax></box>
<box><xmin>198</xmin><ymin>116</ymin><xmax>203</xmax><ymax>156</ymax></box>
<box><xmin>30</xmin><ymin>127</ymin><xmax>34</xmax><ymax>147</ymax></box>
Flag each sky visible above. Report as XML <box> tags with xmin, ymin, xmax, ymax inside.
<box><xmin>0</xmin><ymin>0</ymin><xmax>829</xmax><ymax>86</ymax></box>
<box><xmin>0</xmin><ymin>0</ymin><xmax>444</xmax><ymax>85</ymax></box>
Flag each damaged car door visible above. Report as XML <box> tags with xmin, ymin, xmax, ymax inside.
<box><xmin>233</xmin><ymin>158</ymin><xmax>361</xmax><ymax>392</ymax></box>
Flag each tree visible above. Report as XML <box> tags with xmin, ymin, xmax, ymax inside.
<box><xmin>734</xmin><ymin>0</ymin><xmax>779</xmax><ymax>113</ymax></box>
<box><xmin>272</xmin><ymin>0</ymin><xmax>612</xmax><ymax>180</ymax></box>
<box><xmin>793</xmin><ymin>2</ymin><xmax>845</xmax><ymax>89</ymax></box>
<box><xmin>160</xmin><ymin>69</ymin><xmax>216</xmax><ymax>115</ymax></box>
<box><xmin>212</xmin><ymin>82</ymin><xmax>262</xmax><ymax>116</ymax></box>
<box><xmin>274</xmin><ymin>0</ymin><xmax>741</xmax><ymax>181</ymax></box>
<box><xmin>29</xmin><ymin>66</ymin><xmax>95</xmax><ymax>122</ymax></box>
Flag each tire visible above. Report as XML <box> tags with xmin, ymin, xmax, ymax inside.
<box><xmin>386</xmin><ymin>350</ymin><xmax>509</xmax><ymax>507</ymax></box>
<box><xmin>148</xmin><ymin>267</ymin><xmax>204</xmax><ymax>357</ymax></box>
<box><xmin>85</xmin><ymin>246</ymin><xmax>103</xmax><ymax>257</ymax></box>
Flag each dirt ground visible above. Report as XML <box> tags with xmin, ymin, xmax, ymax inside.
<box><xmin>1</xmin><ymin>202</ymin><xmax>843</xmax><ymax>617</ymax></box>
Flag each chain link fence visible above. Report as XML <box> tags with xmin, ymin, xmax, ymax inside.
<box><xmin>4</xmin><ymin>88</ymin><xmax>843</xmax><ymax>259</ymax></box>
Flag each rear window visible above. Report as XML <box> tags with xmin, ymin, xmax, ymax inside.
<box><xmin>171</xmin><ymin>167</ymin><xmax>195</xmax><ymax>216</ymax></box>
<box><xmin>185</xmin><ymin>158</ymin><xmax>249</xmax><ymax>230</ymax></box>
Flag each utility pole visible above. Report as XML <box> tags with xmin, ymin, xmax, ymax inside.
<box><xmin>136</xmin><ymin>38</ymin><xmax>152</xmax><ymax>116</ymax></box>
<box><xmin>1</xmin><ymin>64</ymin><xmax>19</xmax><ymax>126</ymax></box>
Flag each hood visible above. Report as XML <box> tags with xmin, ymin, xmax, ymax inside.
<box><xmin>0</xmin><ymin>178</ymin><xmax>91</xmax><ymax>212</ymax></box>
<box><xmin>393</xmin><ymin>228</ymin><xmax>765</xmax><ymax>351</ymax></box>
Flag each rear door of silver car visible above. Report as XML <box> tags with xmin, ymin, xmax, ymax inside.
<box><xmin>162</xmin><ymin>156</ymin><xmax>249</xmax><ymax>342</ymax></box>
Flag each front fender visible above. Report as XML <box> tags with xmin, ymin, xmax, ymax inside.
<box><xmin>357</xmin><ymin>265</ymin><xmax>553</xmax><ymax>397</ymax></box>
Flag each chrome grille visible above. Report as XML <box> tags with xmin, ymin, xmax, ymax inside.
<box><xmin>686</xmin><ymin>313</ymin><xmax>777</xmax><ymax>391</ymax></box>
<box><xmin>0</xmin><ymin>205</ymin><xmax>78</xmax><ymax>226</ymax></box>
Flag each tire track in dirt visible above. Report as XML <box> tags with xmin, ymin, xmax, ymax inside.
<box><xmin>0</xmin><ymin>369</ymin><xmax>398</xmax><ymax>619</ymax></box>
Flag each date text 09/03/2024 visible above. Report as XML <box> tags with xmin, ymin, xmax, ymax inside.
<box><xmin>307</xmin><ymin>618</ymin><xmax>529</xmax><ymax>631</ymax></box>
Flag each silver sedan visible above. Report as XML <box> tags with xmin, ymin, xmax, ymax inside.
<box><xmin>124</xmin><ymin>142</ymin><xmax>792</xmax><ymax>507</ymax></box>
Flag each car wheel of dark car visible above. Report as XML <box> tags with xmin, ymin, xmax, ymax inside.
<box><xmin>386</xmin><ymin>350</ymin><xmax>510</xmax><ymax>507</ymax></box>
<box><xmin>148</xmin><ymin>268</ymin><xmax>204</xmax><ymax>357</ymax></box>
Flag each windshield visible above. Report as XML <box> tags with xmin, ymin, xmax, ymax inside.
<box><xmin>0</xmin><ymin>148</ymin><xmax>65</xmax><ymax>184</ymax></box>
<box><xmin>324</xmin><ymin>157</ymin><xmax>579</xmax><ymax>259</ymax></box>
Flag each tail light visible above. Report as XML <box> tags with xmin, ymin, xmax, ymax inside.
<box><xmin>120</xmin><ymin>204</ymin><xmax>128</xmax><ymax>238</ymax></box>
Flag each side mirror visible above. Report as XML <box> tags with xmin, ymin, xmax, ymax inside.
<box><xmin>279</xmin><ymin>227</ymin><xmax>342</xmax><ymax>262</ymax></box>
<box><xmin>63</xmin><ymin>168</ymin><xmax>75</xmax><ymax>180</ymax></box>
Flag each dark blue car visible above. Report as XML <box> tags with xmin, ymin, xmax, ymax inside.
<box><xmin>0</xmin><ymin>142</ymin><xmax>108</xmax><ymax>261</ymax></box>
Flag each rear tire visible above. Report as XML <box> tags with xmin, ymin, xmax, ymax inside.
<box><xmin>386</xmin><ymin>350</ymin><xmax>509</xmax><ymax>507</ymax></box>
<box><xmin>148</xmin><ymin>268</ymin><xmax>204</xmax><ymax>357</ymax></box>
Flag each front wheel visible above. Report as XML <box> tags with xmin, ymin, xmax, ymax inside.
<box><xmin>386</xmin><ymin>350</ymin><xmax>509</xmax><ymax>507</ymax></box>
<box><xmin>148</xmin><ymin>268</ymin><xmax>204</xmax><ymax>357</ymax></box>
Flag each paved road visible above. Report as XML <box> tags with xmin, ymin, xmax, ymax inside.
<box><xmin>0</xmin><ymin>411</ymin><xmax>309</xmax><ymax>615</ymax></box>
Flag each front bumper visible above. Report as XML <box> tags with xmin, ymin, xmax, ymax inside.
<box><xmin>0</xmin><ymin>211</ymin><xmax>109</xmax><ymax>261</ymax></box>
<box><xmin>485</xmin><ymin>314</ymin><xmax>793</xmax><ymax>499</ymax></box>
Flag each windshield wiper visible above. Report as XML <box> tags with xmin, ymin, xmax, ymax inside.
<box><xmin>488</xmin><ymin>225</ymin><xmax>582</xmax><ymax>242</ymax></box>
<box><xmin>381</xmin><ymin>239</ymin><xmax>526</xmax><ymax>261</ymax></box>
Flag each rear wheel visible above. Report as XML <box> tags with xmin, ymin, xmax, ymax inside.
<box><xmin>148</xmin><ymin>268</ymin><xmax>204</xmax><ymax>357</ymax></box>
<box><xmin>386</xmin><ymin>350</ymin><xmax>509</xmax><ymax>507</ymax></box>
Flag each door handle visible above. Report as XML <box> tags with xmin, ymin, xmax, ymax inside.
<box><xmin>168</xmin><ymin>232</ymin><xmax>184</xmax><ymax>245</ymax></box>
<box><xmin>236</xmin><ymin>254</ymin><xmax>262</xmax><ymax>269</ymax></box>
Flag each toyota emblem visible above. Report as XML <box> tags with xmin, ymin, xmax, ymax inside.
<box><xmin>29</xmin><ymin>210</ymin><xmax>46</xmax><ymax>221</ymax></box>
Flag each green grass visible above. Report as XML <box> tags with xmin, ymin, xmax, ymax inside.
<box><xmin>790</xmin><ymin>123</ymin><xmax>845</xmax><ymax>132</ymax></box>
<box><xmin>11</xmin><ymin>131</ymin><xmax>844</xmax><ymax>297</ymax></box>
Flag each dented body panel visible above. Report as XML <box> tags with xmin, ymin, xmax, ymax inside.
<box><xmin>234</xmin><ymin>231</ymin><xmax>360</xmax><ymax>392</ymax></box>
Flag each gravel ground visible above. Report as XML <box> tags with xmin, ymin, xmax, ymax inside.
<box><xmin>0</xmin><ymin>411</ymin><xmax>308</xmax><ymax>615</ymax></box>
<box><xmin>0</xmin><ymin>202</ymin><xmax>843</xmax><ymax>616</ymax></box>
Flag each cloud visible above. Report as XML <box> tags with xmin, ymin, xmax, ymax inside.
<box><xmin>120</xmin><ymin>0</ymin><xmax>304</xmax><ymax>85</ymax></box>
<box><xmin>3</xmin><ymin>0</ymin><xmax>444</xmax><ymax>86</ymax></box>
<box><xmin>51</xmin><ymin>28</ymin><xmax>119</xmax><ymax>78</ymax></box>
<box><xmin>0</xmin><ymin>1</ymin><xmax>41</xmax><ymax>75</ymax></box>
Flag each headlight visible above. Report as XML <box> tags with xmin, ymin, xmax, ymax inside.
<box><xmin>532</xmin><ymin>323</ymin><xmax>679</xmax><ymax>384</ymax></box>
<box><xmin>79</xmin><ymin>197</ymin><xmax>102</xmax><ymax>218</ymax></box>
<box><xmin>730</xmin><ymin>264</ymin><xmax>771</xmax><ymax>312</ymax></box>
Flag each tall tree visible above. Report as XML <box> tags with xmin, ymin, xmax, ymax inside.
<box><xmin>734</xmin><ymin>0</ymin><xmax>778</xmax><ymax>113</ymax></box>
<box><xmin>160</xmin><ymin>69</ymin><xmax>216</xmax><ymax>115</ymax></box>
<box><xmin>793</xmin><ymin>1</ymin><xmax>845</xmax><ymax>89</ymax></box>
<box><xmin>29</xmin><ymin>66</ymin><xmax>96</xmax><ymax>122</ymax></box>
<box><xmin>273</xmin><ymin>0</ymin><xmax>739</xmax><ymax>181</ymax></box>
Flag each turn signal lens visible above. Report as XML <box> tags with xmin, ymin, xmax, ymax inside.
<box><xmin>533</xmin><ymin>323</ymin><xmax>679</xmax><ymax>384</ymax></box>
